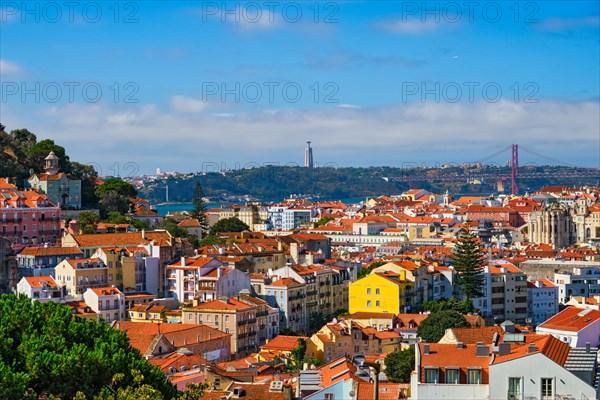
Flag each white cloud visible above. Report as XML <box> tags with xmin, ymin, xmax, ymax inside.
<box><xmin>0</xmin><ymin>59</ymin><xmax>23</xmax><ymax>75</ymax></box>
<box><xmin>5</xmin><ymin>99</ymin><xmax>599</xmax><ymax>172</ymax></box>
<box><xmin>537</xmin><ymin>15</ymin><xmax>600</xmax><ymax>31</ymax></box>
<box><xmin>170</xmin><ymin>95</ymin><xmax>208</xmax><ymax>113</ymax></box>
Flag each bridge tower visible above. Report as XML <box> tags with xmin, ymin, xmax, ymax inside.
<box><xmin>511</xmin><ymin>144</ymin><xmax>519</xmax><ymax>195</ymax></box>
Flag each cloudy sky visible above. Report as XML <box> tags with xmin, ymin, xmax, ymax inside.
<box><xmin>1</xmin><ymin>1</ymin><xmax>599</xmax><ymax>175</ymax></box>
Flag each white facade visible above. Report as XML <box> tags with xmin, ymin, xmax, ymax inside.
<box><xmin>489</xmin><ymin>352</ymin><xmax>598</xmax><ymax>400</ymax></box>
<box><xmin>409</xmin><ymin>378</ymin><xmax>488</xmax><ymax>400</ymax></box>
<box><xmin>554</xmin><ymin>266</ymin><xmax>600</xmax><ymax>303</ymax></box>
<box><xmin>16</xmin><ymin>276</ymin><xmax>63</xmax><ymax>303</ymax></box>
<box><xmin>282</xmin><ymin>208</ymin><xmax>312</xmax><ymax>230</ymax></box>
<box><xmin>537</xmin><ymin>319</ymin><xmax>600</xmax><ymax>348</ymax></box>
<box><xmin>527</xmin><ymin>280</ymin><xmax>559</xmax><ymax>326</ymax></box>
<box><xmin>82</xmin><ymin>287</ymin><xmax>126</xmax><ymax>324</ymax></box>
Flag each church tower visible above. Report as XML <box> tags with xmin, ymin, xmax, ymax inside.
<box><xmin>44</xmin><ymin>151</ymin><xmax>60</xmax><ymax>176</ymax></box>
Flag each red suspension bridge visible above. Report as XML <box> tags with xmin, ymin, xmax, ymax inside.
<box><xmin>389</xmin><ymin>144</ymin><xmax>600</xmax><ymax>195</ymax></box>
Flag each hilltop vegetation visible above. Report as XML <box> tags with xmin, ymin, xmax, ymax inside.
<box><xmin>140</xmin><ymin>164</ymin><xmax>598</xmax><ymax>203</ymax></box>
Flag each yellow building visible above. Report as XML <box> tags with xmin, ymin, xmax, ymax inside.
<box><xmin>54</xmin><ymin>258</ymin><xmax>108</xmax><ymax>296</ymax></box>
<box><xmin>349</xmin><ymin>270</ymin><xmax>413</xmax><ymax>314</ymax></box>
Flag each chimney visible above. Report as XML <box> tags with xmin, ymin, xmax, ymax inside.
<box><xmin>585</xmin><ymin>342</ymin><xmax>591</xmax><ymax>353</ymax></box>
<box><xmin>476</xmin><ymin>343</ymin><xmax>489</xmax><ymax>357</ymax></box>
<box><xmin>497</xmin><ymin>342</ymin><xmax>511</xmax><ymax>356</ymax></box>
<box><xmin>457</xmin><ymin>342</ymin><xmax>464</xmax><ymax>349</ymax></box>
<box><xmin>141</xmin><ymin>229</ymin><xmax>145</xmax><ymax>239</ymax></box>
<box><xmin>527</xmin><ymin>343</ymin><xmax>537</xmax><ymax>353</ymax></box>
<box><xmin>181</xmin><ymin>257</ymin><xmax>186</xmax><ymax>266</ymax></box>
<box><xmin>423</xmin><ymin>343</ymin><xmax>430</xmax><ymax>355</ymax></box>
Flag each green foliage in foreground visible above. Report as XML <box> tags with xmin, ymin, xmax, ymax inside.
<box><xmin>385</xmin><ymin>348</ymin><xmax>415</xmax><ymax>383</ymax></box>
<box><xmin>0</xmin><ymin>294</ymin><xmax>179</xmax><ymax>400</ymax></box>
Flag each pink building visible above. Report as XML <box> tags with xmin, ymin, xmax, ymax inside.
<box><xmin>1</xmin><ymin>178</ymin><xmax>61</xmax><ymax>246</ymax></box>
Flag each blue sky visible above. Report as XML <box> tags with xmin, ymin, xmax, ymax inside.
<box><xmin>1</xmin><ymin>1</ymin><xmax>599</xmax><ymax>175</ymax></box>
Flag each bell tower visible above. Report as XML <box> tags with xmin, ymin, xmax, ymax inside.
<box><xmin>44</xmin><ymin>151</ymin><xmax>60</xmax><ymax>176</ymax></box>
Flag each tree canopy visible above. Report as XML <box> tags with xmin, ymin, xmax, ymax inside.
<box><xmin>420</xmin><ymin>298</ymin><xmax>476</xmax><ymax>314</ymax></box>
<box><xmin>78</xmin><ymin>211</ymin><xmax>101</xmax><ymax>234</ymax></box>
<box><xmin>190</xmin><ymin>182</ymin><xmax>209</xmax><ymax>232</ymax></box>
<box><xmin>417</xmin><ymin>310</ymin><xmax>470</xmax><ymax>343</ymax></box>
<box><xmin>0</xmin><ymin>294</ymin><xmax>178</xmax><ymax>399</ymax></box>
<box><xmin>452</xmin><ymin>228</ymin><xmax>486</xmax><ymax>300</ymax></box>
<box><xmin>385</xmin><ymin>348</ymin><xmax>415</xmax><ymax>383</ymax></box>
<box><xmin>210</xmin><ymin>217</ymin><xmax>249</xmax><ymax>235</ymax></box>
<box><xmin>96</xmin><ymin>178</ymin><xmax>138</xmax><ymax>218</ymax></box>
<box><xmin>357</xmin><ymin>261</ymin><xmax>386</xmax><ymax>279</ymax></box>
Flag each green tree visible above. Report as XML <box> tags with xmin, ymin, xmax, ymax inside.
<box><xmin>198</xmin><ymin>235</ymin><xmax>226</xmax><ymax>247</ymax></box>
<box><xmin>385</xmin><ymin>348</ymin><xmax>415</xmax><ymax>383</ymax></box>
<box><xmin>71</xmin><ymin>161</ymin><xmax>99</xmax><ymax>207</ymax></box>
<box><xmin>308</xmin><ymin>311</ymin><xmax>328</xmax><ymax>334</ymax></box>
<box><xmin>417</xmin><ymin>310</ymin><xmax>470</xmax><ymax>342</ymax></box>
<box><xmin>107</xmin><ymin>212</ymin><xmax>129</xmax><ymax>225</ymax></box>
<box><xmin>157</xmin><ymin>218</ymin><xmax>188</xmax><ymax>238</ymax></box>
<box><xmin>421</xmin><ymin>298</ymin><xmax>476</xmax><ymax>314</ymax></box>
<box><xmin>452</xmin><ymin>228</ymin><xmax>486</xmax><ymax>299</ymax></box>
<box><xmin>26</xmin><ymin>139</ymin><xmax>71</xmax><ymax>173</ymax></box>
<box><xmin>190</xmin><ymin>182</ymin><xmax>209</xmax><ymax>232</ymax></box>
<box><xmin>78</xmin><ymin>211</ymin><xmax>101</xmax><ymax>234</ymax></box>
<box><xmin>210</xmin><ymin>217</ymin><xmax>249</xmax><ymax>235</ymax></box>
<box><xmin>96</xmin><ymin>178</ymin><xmax>138</xmax><ymax>198</ymax></box>
<box><xmin>290</xmin><ymin>338</ymin><xmax>307</xmax><ymax>369</ymax></box>
<box><xmin>314</xmin><ymin>215</ymin><xmax>334</xmax><ymax>227</ymax></box>
<box><xmin>0</xmin><ymin>294</ymin><xmax>178</xmax><ymax>400</ymax></box>
<box><xmin>357</xmin><ymin>261</ymin><xmax>386</xmax><ymax>279</ymax></box>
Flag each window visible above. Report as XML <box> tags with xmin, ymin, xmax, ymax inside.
<box><xmin>541</xmin><ymin>378</ymin><xmax>552</xmax><ymax>399</ymax></box>
<box><xmin>508</xmin><ymin>377</ymin><xmax>521</xmax><ymax>399</ymax></box>
<box><xmin>376</xmin><ymin>300</ymin><xmax>380</xmax><ymax>307</ymax></box>
<box><xmin>188</xmin><ymin>314</ymin><xmax>193</xmax><ymax>320</ymax></box>
<box><xmin>424</xmin><ymin>368</ymin><xmax>439</xmax><ymax>383</ymax></box>
<box><xmin>367</xmin><ymin>300</ymin><xmax>372</xmax><ymax>307</ymax></box>
<box><xmin>375</xmin><ymin>288</ymin><xmax>380</xmax><ymax>294</ymax></box>
<box><xmin>225</xmin><ymin>315</ymin><xmax>229</xmax><ymax>322</ymax></box>
<box><xmin>324</xmin><ymin>394</ymin><xmax>334</xmax><ymax>400</ymax></box>
<box><xmin>367</xmin><ymin>288</ymin><xmax>371</xmax><ymax>295</ymax></box>
<box><xmin>466</xmin><ymin>368</ymin><xmax>481</xmax><ymax>384</ymax></box>
<box><xmin>445</xmin><ymin>368</ymin><xmax>459</xmax><ymax>384</ymax></box>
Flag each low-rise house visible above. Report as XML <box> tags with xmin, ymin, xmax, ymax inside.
<box><xmin>489</xmin><ymin>334</ymin><xmax>599</xmax><ymax>400</ymax></box>
<box><xmin>536</xmin><ymin>305</ymin><xmax>600</xmax><ymax>347</ymax></box>
<box><xmin>113</xmin><ymin>321</ymin><xmax>231</xmax><ymax>362</ymax></box>
<box><xmin>260</xmin><ymin>335</ymin><xmax>308</xmax><ymax>363</ymax></box>
<box><xmin>410</xmin><ymin>342</ymin><xmax>491</xmax><ymax>400</ymax></box>
<box><xmin>128</xmin><ymin>302</ymin><xmax>168</xmax><ymax>323</ymax></box>
<box><xmin>16</xmin><ymin>275</ymin><xmax>64</xmax><ymax>303</ymax></box>
<box><xmin>83</xmin><ymin>286</ymin><xmax>126</xmax><ymax>323</ymax></box>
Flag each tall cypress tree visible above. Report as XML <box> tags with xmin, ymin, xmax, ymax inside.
<box><xmin>190</xmin><ymin>181</ymin><xmax>209</xmax><ymax>232</ymax></box>
<box><xmin>452</xmin><ymin>227</ymin><xmax>486</xmax><ymax>299</ymax></box>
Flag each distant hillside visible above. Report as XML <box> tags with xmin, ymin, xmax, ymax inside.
<box><xmin>140</xmin><ymin>165</ymin><xmax>599</xmax><ymax>203</ymax></box>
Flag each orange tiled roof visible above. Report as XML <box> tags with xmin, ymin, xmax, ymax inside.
<box><xmin>24</xmin><ymin>275</ymin><xmax>59</xmax><ymax>289</ymax></box>
<box><xmin>261</xmin><ymin>335</ymin><xmax>308</xmax><ymax>352</ymax></box>
<box><xmin>537</xmin><ymin>306</ymin><xmax>600</xmax><ymax>332</ymax></box>
<box><xmin>356</xmin><ymin>382</ymin><xmax>406</xmax><ymax>400</ymax></box>
<box><xmin>269</xmin><ymin>277</ymin><xmax>303</xmax><ymax>287</ymax></box>
<box><xmin>493</xmin><ymin>334</ymin><xmax>571</xmax><ymax>366</ymax></box>
<box><xmin>18</xmin><ymin>246</ymin><xmax>82</xmax><ymax>257</ymax></box>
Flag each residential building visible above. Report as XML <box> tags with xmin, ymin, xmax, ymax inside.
<box><xmin>410</xmin><ymin>342</ymin><xmax>491</xmax><ymax>400</ymax></box>
<box><xmin>82</xmin><ymin>286</ymin><xmax>126</xmax><ymax>323</ymax></box>
<box><xmin>113</xmin><ymin>321</ymin><xmax>231</xmax><ymax>362</ymax></box>
<box><xmin>1</xmin><ymin>188</ymin><xmax>61</xmax><ymax>245</ymax></box>
<box><xmin>527</xmin><ymin>279</ymin><xmax>559</xmax><ymax>326</ymax></box>
<box><xmin>263</xmin><ymin>277</ymin><xmax>307</xmax><ymax>333</ymax></box>
<box><xmin>236</xmin><ymin>293</ymin><xmax>280</xmax><ymax>343</ymax></box>
<box><xmin>16</xmin><ymin>275</ymin><xmax>64</xmax><ymax>303</ymax></box>
<box><xmin>16</xmin><ymin>246</ymin><xmax>83</xmax><ymax>279</ymax></box>
<box><xmin>25</xmin><ymin>151</ymin><xmax>82</xmax><ymax>209</ymax></box>
<box><xmin>472</xmin><ymin>261</ymin><xmax>528</xmax><ymax>324</ymax></box>
<box><xmin>183</xmin><ymin>297</ymin><xmax>258</xmax><ymax>356</ymax></box>
<box><xmin>54</xmin><ymin>258</ymin><xmax>108</xmax><ymax>296</ymax></box>
<box><xmin>554</xmin><ymin>266</ymin><xmax>600</xmax><ymax>303</ymax></box>
<box><xmin>536</xmin><ymin>305</ymin><xmax>600</xmax><ymax>347</ymax></box>
<box><xmin>128</xmin><ymin>302</ymin><xmax>168</xmax><ymax>323</ymax></box>
<box><xmin>489</xmin><ymin>334</ymin><xmax>599</xmax><ymax>400</ymax></box>
<box><xmin>349</xmin><ymin>270</ymin><xmax>413</xmax><ymax>314</ymax></box>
